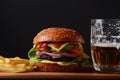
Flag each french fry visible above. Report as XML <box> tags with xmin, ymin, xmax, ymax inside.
<box><xmin>7</xmin><ymin>57</ymin><xmax>29</xmax><ymax>65</ymax></box>
<box><xmin>0</xmin><ymin>56</ymin><xmax>34</xmax><ymax>72</ymax></box>
<box><xmin>0</xmin><ymin>56</ymin><xmax>6</xmax><ymax>63</ymax></box>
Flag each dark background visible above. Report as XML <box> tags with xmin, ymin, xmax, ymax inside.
<box><xmin>0</xmin><ymin>0</ymin><xmax>120</xmax><ymax>64</ymax></box>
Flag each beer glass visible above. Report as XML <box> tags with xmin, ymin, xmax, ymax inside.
<box><xmin>91</xmin><ymin>19</ymin><xmax>120</xmax><ymax>72</ymax></box>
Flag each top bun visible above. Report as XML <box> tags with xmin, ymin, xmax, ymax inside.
<box><xmin>33</xmin><ymin>27</ymin><xmax>85</xmax><ymax>44</ymax></box>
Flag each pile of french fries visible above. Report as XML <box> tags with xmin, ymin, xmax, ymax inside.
<box><xmin>0</xmin><ymin>56</ymin><xmax>33</xmax><ymax>72</ymax></box>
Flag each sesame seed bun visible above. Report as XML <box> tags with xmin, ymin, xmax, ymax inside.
<box><xmin>33</xmin><ymin>27</ymin><xmax>85</xmax><ymax>44</ymax></box>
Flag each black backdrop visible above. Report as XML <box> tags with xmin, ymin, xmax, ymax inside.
<box><xmin>0</xmin><ymin>0</ymin><xmax>120</xmax><ymax>64</ymax></box>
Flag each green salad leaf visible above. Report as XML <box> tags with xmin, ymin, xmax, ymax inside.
<box><xmin>72</xmin><ymin>53</ymin><xmax>89</xmax><ymax>65</ymax></box>
<box><xmin>28</xmin><ymin>46</ymin><xmax>40</xmax><ymax>66</ymax></box>
<box><xmin>28</xmin><ymin>47</ymin><xmax>36</xmax><ymax>58</ymax></box>
<box><xmin>29</xmin><ymin>56</ymin><xmax>38</xmax><ymax>66</ymax></box>
<box><xmin>62</xmin><ymin>44</ymin><xmax>73</xmax><ymax>51</ymax></box>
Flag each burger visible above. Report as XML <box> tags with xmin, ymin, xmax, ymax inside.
<box><xmin>28</xmin><ymin>27</ymin><xmax>89</xmax><ymax>72</ymax></box>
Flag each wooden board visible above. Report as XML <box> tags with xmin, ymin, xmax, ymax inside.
<box><xmin>0</xmin><ymin>65</ymin><xmax>119</xmax><ymax>79</ymax></box>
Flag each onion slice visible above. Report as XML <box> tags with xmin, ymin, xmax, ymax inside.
<box><xmin>36</xmin><ymin>51</ymin><xmax>77</xmax><ymax>58</ymax></box>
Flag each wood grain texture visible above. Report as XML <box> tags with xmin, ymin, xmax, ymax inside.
<box><xmin>0</xmin><ymin>65</ymin><xmax>119</xmax><ymax>79</ymax></box>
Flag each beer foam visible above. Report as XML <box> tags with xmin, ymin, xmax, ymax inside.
<box><xmin>93</xmin><ymin>43</ymin><xmax>120</xmax><ymax>49</ymax></box>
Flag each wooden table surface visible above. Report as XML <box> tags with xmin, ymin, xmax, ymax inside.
<box><xmin>0</xmin><ymin>65</ymin><xmax>119</xmax><ymax>79</ymax></box>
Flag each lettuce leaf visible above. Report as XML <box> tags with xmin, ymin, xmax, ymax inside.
<box><xmin>28</xmin><ymin>47</ymin><xmax>40</xmax><ymax>66</ymax></box>
<box><xmin>72</xmin><ymin>53</ymin><xmax>89</xmax><ymax>65</ymax></box>
<box><xmin>62</xmin><ymin>44</ymin><xmax>73</xmax><ymax>51</ymax></box>
<box><xmin>29</xmin><ymin>56</ymin><xmax>38</xmax><ymax>66</ymax></box>
<box><xmin>28</xmin><ymin>47</ymin><xmax>36</xmax><ymax>58</ymax></box>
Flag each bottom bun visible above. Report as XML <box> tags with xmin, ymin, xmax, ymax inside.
<box><xmin>34</xmin><ymin>62</ymin><xmax>79</xmax><ymax>72</ymax></box>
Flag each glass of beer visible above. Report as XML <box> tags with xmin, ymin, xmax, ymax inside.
<box><xmin>91</xmin><ymin>19</ymin><xmax>120</xmax><ymax>72</ymax></box>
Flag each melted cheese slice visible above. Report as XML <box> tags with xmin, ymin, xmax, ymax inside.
<box><xmin>40</xmin><ymin>60</ymin><xmax>76</xmax><ymax>66</ymax></box>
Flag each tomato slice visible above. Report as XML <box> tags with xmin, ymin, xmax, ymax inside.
<box><xmin>40</xmin><ymin>43</ymin><xmax>48</xmax><ymax>48</ymax></box>
<box><xmin>69</xmin><ymin>47</ymin><xmax>81</xmax><ymax>56</ymax></box>
<box><xmin>35</xmin><ymin>43</ymin><xmax>48</xmax><ymax>50</ymax></box>
<box><xmin>36</xmin><ymin>44</ymin><xmax>41</xmax><ymax>50</ymax></box>
<box><xmin>54</xmin><ymin>43</ymin><xmax>61</xmax><ymax>48</ymax></box>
